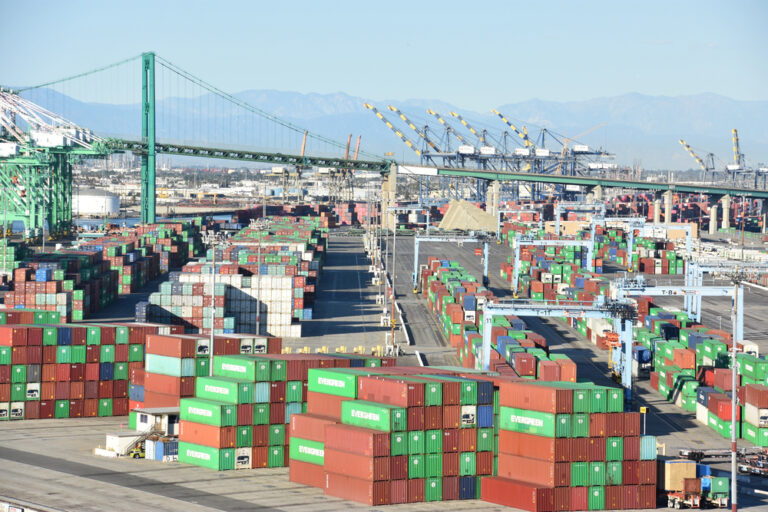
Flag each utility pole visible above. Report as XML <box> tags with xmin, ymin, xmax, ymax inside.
<box><xmin>730</xmin><ymin>281</ymin><xmax>739</xmax><ymax>512</ymax></box>
<box><xmin>203</xmin><ymin>231</ymin><xmax>229</xmax><ymax>376</ymax></box>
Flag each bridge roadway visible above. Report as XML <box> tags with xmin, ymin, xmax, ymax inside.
<box><xmin>118</xmin><ymin>140</ymin><xmax>768</xmax><ymax>200</ymax></box>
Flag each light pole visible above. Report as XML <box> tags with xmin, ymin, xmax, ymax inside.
<box><xmin>202</xmin><ymin>231</ymin><xmax>230</xmax><ymax>376</ymax></box>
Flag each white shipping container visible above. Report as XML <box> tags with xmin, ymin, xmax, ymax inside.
<box><xmin>744</xmin><ymin>403</ymin><xmax>768</xmax><ymax>428</ymax></box>
<box><xmin>480</xmin><ymin>146</ymin><xmax>496</xmax><ymax>155</ymax></box>
<box><xmin>696</xmin><ymin>402</ymin><xmax>709</xmax><ymax>426</ymax></box>
<box><xmin>534</xmin><ymin>149</ymin><xmax>551</xmax><ymax>157</ymax></box>
<box><xmin>514</xmin><ymin>148</ymin><xmax>530</xmax><ymax>156</ymax></box>
<box><xmin>572</xmin><ymin>144</ymin><xmax>590</xmax><ymax>153</ymax></box>
<box><xmin>458</xmin><ymin>145</ymin><xmax>476</xmax><ymax>155</ymax></box>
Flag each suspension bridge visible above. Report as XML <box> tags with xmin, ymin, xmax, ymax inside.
<box><xmin>2</xmin><ymin>51</ymin><xmax>767</xmax><ymax>240</ymax></box>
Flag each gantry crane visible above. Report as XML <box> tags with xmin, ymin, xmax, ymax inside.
<box><xmin>387</xmin><ymin>106</ymin><xmax>441</xmax><ymax>153</ymax></box>
<box><xmin>412</xmin><ymin>234</ymin><xmax>491</xmax><ymax>291</ymax></box>
<box><xmin>732</xmin><ymin>129</ymin><xmax>745</xmax><ymax>170</ymax></box>
<box><xmin>510</xmin><ymin>234</ymin><xmax>596</xmax><ymax>293</ymax></box>
<box><xmin>364</xmin><ymin>102</ymin><xmax>422</xmax><ymax>157</ymax></box>
<box><xmin>555</xmin><ymin>123</ymin><xmax>607</xmax><ymax>175</ymax></box>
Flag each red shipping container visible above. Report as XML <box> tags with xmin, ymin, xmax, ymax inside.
<box><xmin>624</xmin><ymin>436</ymin><xmax>640</xmax><ymax>461</ymax></box>
<box><xmin>745</xmin><ymin>384</ymin><xmax>768</xmax><ymax>408</ymax></box>
<box><xmin>605</xmin><ymin>413</ymin><xmax>624</xmax><ymax>437</ymax></box>
<box><xmin>589</xmin><ymin>413</ymin><xmax>606</xmax><ymax>437</ymax></box>
<box><xmin>306</xmin><ymin>391</ymin><xmax>349</xmax><ymax>419</ymax></box>
<box><xmin>442</xmin><ymin>429</ymin><xmax>459</xmax><ymax>453</ymax></box>
<box><xmin>25</xmin><ymin>400</ymin><xmax>40</xmax><ymax>419</ymax></box>
<box><xmin>114</xmin><ymin>344</ymin><xmax>129</xmax><ymax>362</ymax></box>
<box><xmin>442</xmin><ymin>405</ymin><xmax>460</xmax><ymax>429</ymax></box>
<box><xmin>476</xmin><ymin>450</ymin><xmax>493</xmax><ymax>476</ymax></box>
<box><xmin>27</xmin><ymin>346</ymin><xmax>42</xmax><ymax>365</ymax></box>
<box><xmin>498</xmin><ymin>453</ymin><xmax>569</xmax><ymax>487</ymax></box>
<box><xmin>69</xmin><ymin>381</ymin><xmax>84</xmax><ymax>400</ymax></box>
<box><xmin>39</xmin><ymin>400</ymin><xmax>55</xmax><ymax>418</ymax></box>
<box><xmin>555</xmin><ymin>359</ymin><xmax>577</xmax><ymax>382</ymax></box>
<box><xmin>130</xmin><ymin>368</ymin><xmax>146</xmax><ymax>386</ymax></box>
<box><xmin>708</xmin><ymin>393</ymin><xmax>741</xmax><ymax>421</ymax></box>
<box><xmin>587</xmin><ymin>437</ymin><xmax>606</xmax><ymax>462</ymax></box>
<box><xmin>425</xmin><ymin>406</ymin><xmax>442</xmax><ymax>429</ymax></box>
<box><xmin>180</xmin><ymin>421</ymin><xmax>236</xmax><ymax>448</ymax></box>
<box><xmin>407</xmin><ymin>478</ymin><xmax>423</xmax><ymax>503</ymax></box>
<box><xmin>624</xmin><ymin>412</ymin><xmax>641</xmax><ymax>437</ymax></box>
<box><xmin>513</xmin><ymin>353</ymin><xmax>537</xmax><ymax>377</ymax></box>
<box><xmin>442</xmin><ymin>476</ymin><xmax>459</xmax><ymax>501</ymax></box>
<box><xmin>324</xmin><ymin>447</ymin><xmax>389</xmax><ymax>481</ymax></box>
<box><xmin>0</xmin><ymin>366</ymin><xmax>9</xmax><ymax>384</ymax></box>
<box><xmin>713</xmin><ymin>368</ymin><xmax>737</xmax><ymax>391</ymax></box>
<box><xmin>622</xmin><ymin>484</ymin><xmax>640</xmax><ymax>509</ymax></box>
<box><xmin>499</xmin><ymin>380</ymin><xmax>573</xmax><ymax>414</ymax></box>
<box><xmin>390</xmin><ymin>455</ymin><xmax>408</xmax><ymax>480</ymax></box>
<box><xmin>324</xmin><ymin>472</ymin><xmax>389</xmax><ymax>505</ymax></box>
<box><xmin>623</xmin><ymin>460</ymin><xmax>639</xmax><ymax>485</ymax></box>
<box><xmin>456</xmin><ymin>428</ymin><xmax>475</xmax><ymax>452</ymax></box>
<box><xmin>112</xmin><ymin>398</ymin><xmax>128</xmax><ymax>416</ymax></box>
<box><xmin>69</xmin><ymin>364</ymin><xmax>84</xmax><ymax>382</ymax></box>
<box><xmin>554</xmin><ymin>486</ymin><xmax>570</xmax><ymax>511</ymax></box>
<box><xmin>145</xmin><ymin>334</ymin><xmax>198</xmax><ymax>358</ymax></box>
<box><xmin>537</xmin><ymin>360</ymin><xmax>562</xmax><ymax>381</ymax></box>
<box><xmin>84</xmin><ymin>399</ymin><xmax>99</xmax><ymax>417</ymax></box>
<box><xmin>569</xmin><ymin>486</ymin><xmax>588</xmax><ymax>510</ymax></box>
<box><xmin>252</xmin><ymin>446</ymin><xmax>268</xmax><ymax>468</ymax></box>
<box><xmin>113</xmin><ymin>380</ymin><xmax>128</xmax><ymax>398</ymax></box>
<box><xmin>270</xmin><ymin>381</ymin><xmax>286</xmax><ymax>403</ymax></box>
<box><xmin>84</xmin><ymin>381</ymin><xmax>99</xmax><ymax>399</ymax></box>
<box><xmin>40</xmin><ymin>382</ymin><xmax>55</xmax><ymax>401</ymax></box>
<box><xmin>639</xmin><ymin>484</ymin><xmax>656</xmax><ymax>508</ymax></box>
<box><xmin>11</xmin><ymin>347</ymin><xmax>27</xmax><ymax>365</ymax></box>
<box><xmin>43</xmin><ymin>346</ymin><xmax>57</xmax><ymax>365</ymax></box>
<box><xmin>673</xmin><ymin>348</ymin><xmax>695</xmax><ymax>369</ymax></box>
<box><xmin>143</xmin><ymin>391</ymin><xmax>180</xmax><ymax>408</ymax></box>
<box><xmin>98</xmin><ymin>380</ymin><xmax>114</xmax><ymax>399</ymax></box>
<box><xmin>86</xmin><ymin>345</ymin><xmax>100</xmax><ymax>363</ymax></box>
<box><xmin>604</xmin><ymin>485</ymin><xmax>622</xmax><ymax>510</ymax></box>
<box><xmin>55</xmin><ymin>381</ymin><xmax>69</xmax><ymax>400</ymax></box>
<box><xmin>499</xmin><ymin>430</ymin><xmax>571</xmax><ymax>463</ymax></box>
<box><xmin>289</xmin><ymin>459</ymin><xmax>325</xmax><ymax>489</ymax></box>
<box><xmin>236</xmin><ymin>404</ymin><xmax>253</xmax><ymax>426</ymax></box>
<box><xmin>251</xmin><ymin>424</ymin><xmax>269</xmax><ymax>446</ymax></box>
<box><xmin>442</xmin><ymin>452</ymin><xmax>459</xmax><ymax>477</ymax></box>
<box><xmin>325</xmin><ymin>423</ymin><xmax>390</xmax><ymax>457</ymax></box>
<box><xmin>144</xmin><ymin>373</ymin><xmax>194</xmax><ymax>396</ymax></box>
<box><xmin>55</xmin><ymin>363</ymin><xmax>71</xmax><ymax>382</ymax></box>
<box><xmin>67</xmin><ymin>399</ymin><xmax>83</xmax><ymax>418</ymax></box>
<box><xmin>637</xmin><ymin>460</ymin><xmax>657</xmax><ymax>485</ymax></box>
<box><xmin>481</xmin><ymin>476</ymin><xmax>555</xmax><ymax>512</ymax></box>
<box><xmin>289</xmin><ymin>413</ymin><xmax>335</xmax><ymax>443</ymax></box>
<box><xmin>407</xmin><ymin>406</ymin><xmax>425</xmax><ymax>431</ymax></box>
<box><xmin>85</xmin><ymin>363</ymin><xmax>100</xmax><ymax>381</ymax></box>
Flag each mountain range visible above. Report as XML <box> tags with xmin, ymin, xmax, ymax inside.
<box><xmin>21</xmin><ymin>88</ymin><xmax>767</xmax><ymax>170</ymax></box>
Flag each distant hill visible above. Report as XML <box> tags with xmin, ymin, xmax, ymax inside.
<box><xmin>21</xmin><ymin>88</ymin><xmax>767</xmax><ymax>169</ymax></box>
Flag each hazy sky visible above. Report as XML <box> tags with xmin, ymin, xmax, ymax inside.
<box><xmin>2</xmin><ymin>0</ymin><xmax>766</xmax><ymax>110</ymax></box>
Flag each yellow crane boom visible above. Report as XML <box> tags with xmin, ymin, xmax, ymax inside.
<box><xmin>449</xmin><ymin>111</ymin><xmax>486</xmax><ymax>144</ymax></box>
<box><xmin>387</xmin><ymin>105</ymin><xmax>441</xmax><ymax>153</ymax></box>
<box><xmin>491</xmin><ymin>109</ymin><xmax>534</xmax><ymax>148</ymax></box>
<box><xmin>426</xmin><ymin>109</ymin><xmax>468</xmax><ymax>146</ymax></box>
<box><xmin>678</xmin><ymin>139</ymin><xmax>707</xmax><ymax>171</ymax></box>
<box><xmin>732</xmin><ymin>128</ymin><xmax>744</xmax><ymax>168</ymax></box>
<box><xmin>364</xmin><ymin>102</ymin><xmax>422</xmax><ymax>157</ymax></box>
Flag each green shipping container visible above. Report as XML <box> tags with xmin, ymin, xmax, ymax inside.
<box><xmin>289</xmin><ymin>437</ymin><xmax>324</xmax><ymax>465</ymax></box>
<box><xmin>391</xmin><ymin>432</ymin><xmax>408</xmax><ymax>456</ymax></box>
<box><xmin>286</xmin><ymin>381</ymin><xmax>303</xmax><ymax>403</ymax></box>
<box><xmin>180</xmin><ymin>398</ymin><xmax>237</xmax><ymax>427</ymax></box>
<box><xmin>253</xmin><ymin>404</ymin><xmax>270</xmax><ymax>425</ymax></box>
<box><xmin>268</xmin><ymin>424</ymin><xmax>285</xmax><ymax>446</ymax></box>
<box><xmin>98</xmin><ymin>398</ymin><xmax>113</xmax><ymax>417</ymax></box>
<box><xmin>573</xmin><ymin>389</ymin><xmax>590</xmax><ymax>413</ymax></box>
<box><xmin>129</xmin><ymin>344</ymin><xmax>144</xmax><ymax>362</ymax></box>
<box><xmin>606</xmin><ymin>388</ymin><xmax>624</xmax><ymax>412</ymax></box>
<box><xmin>196</xmin><ymin>357</ymin><xmax>209</xmax><ymax>377</ymax></box>
<box><xmin>10</xmin><ymin>384</ymin><xmax>25</xmax><ymax>402</ymax></box>
<box><xmin>341</xmin><ymin>400</ymin><xmax>407</xmax><ymax>432</ymax></box>
<box><xmin>237</xmin><ymin>426</ymin><xmax>253</xmax><ymax>448</ymax></box>
<box><xmin>11</xmin><ymin>366</ymin><xmax>26</xmax><ymax>384</ymax></box>
<box><xmin>145</xmin><ymin>354</ymin><xmax>194</xmax><ymax>377</ymax></box>
<box><xmin>0</xmin><ymin>347</ymin><xmax>9</xmax><ymax>365</ymax></box>
<box><xmin>213</xmin><ymin>355</ymin><xmax>262</xmax><ymax>381</ymax></box>
<box><xmin>409</xmin><ymin>454</ymin><xmax>425</xmax><ymax>479</ymax></box>
<box><xmin>556</xmin><ymin>414</ymin><xmax>571</xmax><ymax>438</ymax></box>
<box><xmin>477</xmin><ymin>428</ymin><xmax>493</xmax><ymax>452</ymax></box>
<box><xmin>178</xmin><ymin>442</ymin><xmax>235</xmax><ymax>470</ymax></box>
<box><xmin>425</xmin><ymin>453</ymin><xmax>442</xmax><ymax>477</ymax></box>
<box><xmin>589</xmin><ymin>462</ymin><xmax>605</xmax><ymax>486</ymax></box>
<box><xmin>606</xmin><ymin>461</ymin><xmax>622</xmax><ymax>485</ymax></box>
<box><xmin>425</xmin><ymin>477</ymin><xmax>442</xmax><ymax>502</ymax></box>
<box><xmin>588</xmin><ymin>486</ymin><xmax>605</xmax><ymax>510</ymax></box>
<box><xmin>100</xmin><ymin>345</ymin><xmax>115</xmax><ymax>363</ymax></box>
<box><xmin>460</xmin><ymin>452</ymin><xmax>476</xmax><ymax>476</ymax></box>
<box><xmin>590</xmin><ymin>388</ymin><xmax>607</xmax><ymax>413</ymax></box>
<box><xmin>195</xmin><ymin>376</ymin><xmax>254</xmax><ymax>404</ymax></box>
<box><xmin>571</xmin><ymin>413</ymin><xmax>590</xmax><ymax>438</ymax></box>
<box><xmin>307</xmin><ymin>368</ymin><xmax>359</xmax><ymax>398</ymax></box>
<box><xmin>114</xmin><ymin>363</ymin><xmax>129</xmax><ymax>381</ymax></box>
<box><xmin>426</xmin><ymin>430</ymin><xmax>442</xmax><ymax>454</ymax></box>
<box><xmin>606</xmin><ymin>437</ymin><xmax>623</xmax><ymax>461</ymax></box>
<box><xmin>571</xmin><ymin>462</ymin><xmax>589</xmax><ymax>487</ymax></box>
<box><xmin>55</xmin><ymin>399</ymin><xmax>69</xmax><ymax>418</ymax></box>
<box><xmin>499</xmin><ymin>407</ymin><xmax>556</xmax><ymax>437</ymax></box>
<box><xmin>408</xmin><ymin>431</ymin><xmax>425</xmax><ymax>454</ymax></box>
<box><xmin>56</xmin><ymin>346</ymin><xmax>71</xmax><ymax>364</ymax></box>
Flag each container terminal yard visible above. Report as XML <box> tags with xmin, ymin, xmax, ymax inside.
<box><xmin>3</xmin><ymin>55</ymin><xmax>768</xmax><ymax>512</ymax></box>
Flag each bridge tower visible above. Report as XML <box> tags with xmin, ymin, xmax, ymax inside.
<box><xmin>141</xmin><ymin>52</ymin><xmax>156</xmax><ymax>224</ymax></box>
